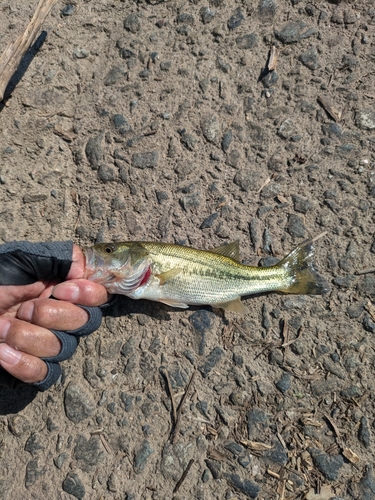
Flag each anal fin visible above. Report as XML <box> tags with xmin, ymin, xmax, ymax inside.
<box><xmin>214</xmin><ymin>297</ymin><xmax>249</xmax><ymax>314</ymax></box>
<box><xmin>156</xmin><ymin>268</ymin><xmax>182</xmax><ymax>285</ymax></box>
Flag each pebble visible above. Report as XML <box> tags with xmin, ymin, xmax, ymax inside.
<box><xmin>61</xmin><ymin>4</ymin><xmax>75</xmax><ymax>16</ymax></box>
<box><xmin>292</xmin><ymin>195</ymin><xmax>313</xmax><ymax>213</ymax></box>
<box><xmin>287</xmin><ymin>214</ymin><xmax>306</xmax><ymax>238</ymax></box>
<box><xmin>201</xmin><ymin>114</ymin><xmax>221</xmax><ymax>145</ymax></box>
<box><xmin>222</xmin><ymin>129</ymin><xmax>233</xmax><ymax>153</ymax></box>
<box><xmin>111</xmin><ymin>114</ymin><xmax>132</xmax><ymax>135</ymax></box>
<box><xmin>200</xmin><ymin>7</ymin><xmax>216</xmax><ymax>24</ymax></box>
<box><xmin>74</xmin><ymin>435</ymin><xmax>104</xmax><ymax>469</ymax></box>
<box><xmin>54</xmin><ymin>452</ymin><xmax>68</xmax><ymax>469</ymax></box>
<box><xmin>322</xmin><ymin>357</ymin><xmax>346</xmax><ymax>380</ymax></box>
<box><xmin>247</xmin><ymin>408</ymin><xmax>269</xmax><ymax>438</ymax></box>
<box><xmin>226</xmin><ymin>149</ymin><xmax>241</xmax><ymax>168</ymax></box>
<box><xmin>227</xmin><ymin>9</ymin><xmax>245</xmax><ymax>30</ymax></box>
<box><xmin>25</xmin><ymin>433</ymin><xmax>44</xmax><ymax>456</ymax></box>
<box><xmin>264</xmin><ymin>442</ymin><xmax>288</xmax><ymax>465</ymax></box>
<box><xmin>359</xmin><ymin>466</ymin><xmax>375</xmax><ymax>499</ymax></box>
<box><xmin>299</xmin><ymin>47</ymin><xmax>320</xmax><ymax>70</ymax></box>
<box><xmin>261</xmin><ymin>71</ymin><xmax>279</xmax><ymax>88</ymax></box>
<box><xmin>358</xmin><ymin>416</ymin><xmax>372</xmax><ymax>448</ymax></box>
<box><xmin>8</xmin><ymin>415</ymin><xmax>31</xmax><ymax>437</ymax></box>
<box><xmin>308</xmin><ymin>448</ymin><xmax>344</xmax><ymax>481</ymax></box>
<box><xmin>205</xmin><ymin>459</ymin><xmax>221</xmax><ymax>480</ymax></box>
<box><xmin>275</xmin><ymin>372</ymin><xmax>292</xmax><ymax>393</ymax></box>
<box><xmin>224</xmin><ymin>473</ymin><xmax>260</xmax><ymax>499</ymax></box>
<box><xmin>174</xmin><ymin>161</ymin><xmax>197</xmax><ymax>180</ymax></box>
<box><xmin>278</xmin><ymin>119</ymin><xmax>298</xmax><ymax>139</ymax></box>
<box><xmin>131</xmin><ymin>151</ymin><xmax>158</xmax><ymax>169</ymax></box>
<box><xmin>25</xmin><ymin>458</ymin><xmax>46</xmax><ymax>488</ymax></box>
<box><xmin>23</xmin><ymin>193</ymin><xmax>48</xmax><ymax>203</ymax></box>
<box><xmin>124</xmin><ymin>13</ymin><xmax>140</xmax><ymax>33</ymax></box>
<box><xmin>85</xmin><ymin>132</ymin><xmax>104</xmax><ymax>170</ymax></box>
<box><xmin>104</xmin><ymin>66</ymin><xmax>126</xmax><ymax>86</ymax></box>
<box><xmin>275</xmin><ymin>21</ymin><xmax>317</xmax><ymax>44</ymax></box>
<box><xmin>179</xmin><ymin>131</ymin><xmax>197</xmax><ymax>151</ymax></box>
<box><xmin>355</xmin><ymin>109</ymin><xmax>375</xmax><ymax>130</ymax></box>
<box><xmin>233</xmin><ymin>170</ymin><xmax>258</xmax><ymax>192</ymax></box>
<box><xmin>200</xmin><ymin>212</ymin><xmax>219</xmax><ymax>229</ymax></box>
<box><xmin>64</xmin><ymin>383</ymin><xmax>95</xmax><ymax>423</ymax></box>
<box><xmin>62</xmin><ymin>472</ymin><xmax>85</xmax><ymax>499</ymax></box>
<box><xmin>134</xmin><ymin>441</ymin><xmax>154</xmax><ymax>474</ymax></box>
<box><xmin>258</xmin><ymin>0</ymin><xmax>278</xmax><ymax>19</ymax></box>
<box><xmin>199</xmin><ymin>347</ymin><xmax>224</xmax><ymax>378</ymax></box>
<box><xmin>73</xmin><ymin>48</ymin><xmax>89</xmax><ymax>59</ymax></box>
<box><xmin>236</xmin><ymin>33</ymin><xmax>257</xmax><ymax>50</ymax></box>
<box><xmin>89</xmin><ymin>195</ymin><xmax>105</xmax><ymax>219</ymax></box>
<box><xmin>98</xmin><ymin>164</ymin><xmax>116</xmax><ymax>182</ymax></box>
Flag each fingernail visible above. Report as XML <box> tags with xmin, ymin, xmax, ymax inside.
<box><xmin>17</xmin><ymin>301</ymin><xmax>35</xmax><ymax>322</ymax></box>
<box><xmin>52</xmin><ymin>283</ymin><xmax>79</xmax><ymax>302</ymax></box>
<box><xmin>0</xmin><ymin>319</ymin><xmax>10</xmax><ymax>340</ymax></box>
<box><xmin>0</xmin><ymin>344</ymin><xmax>22</xmax><ymax>365</ymax></box>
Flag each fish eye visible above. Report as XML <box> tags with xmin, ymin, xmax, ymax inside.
<box><xmin>104</xmin><ymin>244</ymin><xmax>115</xmax><ymax>254</ymax></box>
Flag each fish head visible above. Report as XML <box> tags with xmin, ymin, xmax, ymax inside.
<box><xmin>83</xmin><ymin>242</ymin><xmax>152</xmax><ymax>294</ymax></box>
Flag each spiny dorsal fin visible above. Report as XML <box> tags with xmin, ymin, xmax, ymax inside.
<box><xmin>211</xmin><ymin>241</ymin><xmax>240</xmax><ymax>261</ymax></box>
<box><xmin>155</xmin><ymin>268</ymin><xmax>182</xmax><ymax>285</ymax></box>
<box><xmin>213</xmin><ymin>297</ymin><xmax>249</xmax><ymax>314</ymax></box>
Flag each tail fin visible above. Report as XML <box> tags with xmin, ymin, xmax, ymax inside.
<box><xmin>277</xmin><ymin>239</ymin><xmax>329</xmax><ymax>295</ymax></box>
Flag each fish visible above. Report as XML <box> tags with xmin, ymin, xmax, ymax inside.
<box><xmin>83</xmin><ymin>239</ymin><xmax>329</xmax><ymax>314</ymax></box>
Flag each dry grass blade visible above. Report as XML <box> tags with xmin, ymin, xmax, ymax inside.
<box><xmin>171</xmin><ymin>371</ymin><xmax>196</xmax><ymax>444</ymax></box>
<box><xmin>317</xmin><ymin>96</ymin><xmax>341</xmax><ymax>122</ymax></box>
<box><xmin>342</xmin><ymin>447</ymin><xmax>360</xmax><ymax>464</ymax></box>
<box><xmin>173</xmin><ymin>459</ymin><xmax>194</xmax><ymax>494</ymax></box>
<box><xmin>240</xmin><ymin>439</ymin><xmax>273</xmax><ymax>451</ymax></box>
<box><xmin>268</xmin><ymin>46</ymin><xmax>278</xmax><ymax>71</ymax></box>
<box><xmin>0</xmin><ymin>0</ymin><xmax>58</xmax><ymax>101</ymax></box>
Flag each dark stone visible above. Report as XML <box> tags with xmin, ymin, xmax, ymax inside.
<box><xmin>357</xmin><ymin>275</ymin><xmax>375</xmax><ymax>296</ymax></box>
<box><xmin>236</xmin><ymin>33</ymin><xmax>257</xmax><ymax>49</ymax></box>
<box><xmin>222</xmin><ymin>129</ymin><xmax>233</xmax><ymax>152</ymax></box>
<box><xmin>131</xmin><ymin>151</ymin><xmax>158</xmax><ymax>169</ymax></box>
<box><xmin>261</xmin><ymin>71</ymin><xmax>279</xmax><ymax>88</ymax></box>
<box><xmin>359</xmin><ymin>466</ymin><xmax>375</xmax><ymax>499</ymax></box>
<box><xmin>160</xmin><ymin>61</ymin><xmax>171</xmax><ymax>71</ymax></box>
<box><xmin>275</xmin><ymin>372</ymin><xmax>292</xmax><ymax>393</ymax></box>
<box><xmin>359</xmin><ymin>416</ymin><xmax>372</xmax><ymax>448</ymax></box>
<box><xmin>156</xmin><ymin>190</ymin><xmax>169</xmax><ymax>204</ymax></box>
<box><xmin>355</xmin><ymin>109</ymin><xmax>375</xmax><ymax>130</ymax></box>
<box><xmin>104</xmin><ymin>67</ymin><xmax>126</xmax><ymax>86</ymax></box>
<box><xmin>23</xmin><ymin>193</ymin><xmax>48</xmax><ymax>203</ymax></box>
<box><xmin>363</xmin><ymin>314</ymin><xmax>375</xmax><ymax>333</ymax></box>
<box><xmin>89</xmin><ymin>195</ymin><xmax>105</xmax><ymax>219</ymax></box>
<box><xmin>111</xmin><ymin>114</ymin><xmax>132</xmax><ymax>135</ymax></box>
<box><xmin>134</xmin><ymin>441</ymin><xmax>154</xmax><ymax>474</ymax></box>
<box><xmin>216</xmin><ymin>57</ymin><xmax>231</xmax><ymax>73</ymax></box>
<box><xmin>278</xmin><ymin>119</ymin><xmax>298</xmax><ymax>139</ymax></box>
<box><xmin>25</xmin><ymin>433</ymin><xmax>44</xmax><ymax>455</ymax></box>
<box><xmin>228</xmin><ymin>9</ymin><xmax>244</xmax><ymax>30</ymax></box>
<box><xmin>264</xmin><ymin>442</ymin><xmax>288</xmax><ymax>465</ymax></box>
<box><xmin>174</xmin><ymin>161</ymin><xmax>196</xmax><ymax>180</ymax></box>
<box><xmin>226</xmin><ymin>149</ymin><xmax>241</xmax><ymax>168</ymax></box>
<box><xmin>74</xmin><ymin>435</ymin><xmax>104</xmax><ymax>469</ymax></box>
<box><xmin>139</xmin><ymin>352</ymin><xmax>157</xmax><ymax>381</ymax></box>
<box><xmin>54</xmin><ymin>452</ymin><xmax>68</xmax><ymax>469</ymax></box>
<box><xmin>200</xmin><ymin>7</ymin><xmax>216</xmax><ymax>24</ymax></box>
<box><xmin>287</xmin><ymin>214</ymin><xmax>306</xmax><ymax>238</ymax></box>
<box><xmin>205</xmin><ymin>459</ymin><xmax>221</xmax><ymax>480</ymax></box>
<box><xmin>225</xmin><ymin>473</ymin><xmax>260</xmax><ymax>498</ymax></box>
<box><xmin>62</xmin><ymin>472</ymin><xmax>85</xmax><ymax>499</ymax></box>
<box><xmin>189</xmin><ymin>309</ymin><xmax>215</xmax><ymax>356</ymax></box>
<box><xmin>201</xmin><ymin>114</ymin><xmax>220</xmax><ymax>145</ymax></box>
<box><xmin>199</xmin><ymin>347</ymin><xmax>224</xmax><ymax>378</ymax></box>
<box><xmin>299</xmin><ymin>47</ymin><xmax>320</xmax><ymax>70</ymax></box>
<box><xmin>124</xmin><ymin>13</ymin><xmax>140</xmax><ymax>33</ymax></box>
<box><xmin>196</xmin><ymin>401</ymin><xmax>210</xmax><ymax>419</ymax></box>
<box><xmin>247</xmin><ymin>408</ymin><xmax>270</xmax><ymax>438</ymax></box>
<box><xmin>224</xmin><ymin>442</ymin><xmax>245</xmax><ymax>456</ymax></box>
<box><xmin>25</xmin><ymin>459</ymin><xmax>46</xmax><ymax>488</ymax></box>
<box><xmin>61</xmin><ymin>4</ymin><xmax>75</xmax><ymax>16</ymax></box>
<box><xmin>180</xmin><ymin>131</ymin><xmax>197</xmax><ymax>151</ymax></box>
<box><xmin>308</xmin><ymin>448</ymin><xmax>344</xmax><ymax>481</ymax></box>
<box><xmin>258</xmin><ymin>0</ymin><xmax>278</xmax><ymax>19</ymax></box>
<box><xmin>64</xmin><ymin>383</ymin><xmax>95</xmax><ymax>423</ymax></box>
<box><xmin>200</xmin><ymin>213</ymin><xmax>219</xmax><ymax>229</ymax></box>
<box><xmin>85</xmin><ymin>132</ymin><xmax>104</xmax><ymax>170</ymax></box>
<box><xmin>98</xmin><ymin>164</ymin><xmax>116</xmax><ymax>182</ymax></box>
<box><xmin>233</xmin><ymin>170</ymin><xmax>257</xmax><ymax>192</ymax></box>
<box><xmin>275</xmin><ymin>21</ymin><xmax>317</xmax><ymax>44</ymax></box>
<box><xmin>139</xmin><ymin>69</ymin><xmax>151</xmax><ymax>79</ymax></box>
<box><xmin>292</xmin><ymin>195</ymin><xmax>313</xmax><ymax>214</ymax></box>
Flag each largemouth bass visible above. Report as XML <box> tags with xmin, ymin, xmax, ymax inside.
<box><xmin>83</xmin><ymin>239</ymin><xmax>329</xmax><ymax>313</ymax></box>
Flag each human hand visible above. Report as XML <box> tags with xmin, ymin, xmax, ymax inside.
<box><xmin>0</xmin><ymin>242</ymin><xmax>109</xmax><ymax>391</ymax></box>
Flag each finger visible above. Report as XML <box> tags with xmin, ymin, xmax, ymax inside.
<box><xmin>0</xmin><ymin>318</ymin><xmax>61</xmax><ymax>358</ymax></box>
<box><xmin>0</xmin><ymin>344</ymin><xmax>48</xmax><ymax>384</ymax></box>
<box><xmin>66</xmin><ymin>244</ymin><xmax>86</xmax><ymax>280</ymax></box>
<box><xmin>52</xmin><ymin>279</ymin><xmax>110</xmax><ymax>306</ymax></box>
<box><xmin>16</xmin><ymin>299</ymin><xmax>89</xmax><ymax>331</ymax></box>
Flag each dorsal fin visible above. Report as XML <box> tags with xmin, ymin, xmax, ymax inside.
<box><xmin>211</xmin><ymin>241</ymin><xmax>240</xmax><ymax>261</ymax></box>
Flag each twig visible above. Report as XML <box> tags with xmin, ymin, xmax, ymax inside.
<box><xmin>317</xmin><ymin>95</ymin><xmax>341</xmax><ymax>122</ymax></box>
<box><xmin>161</xmin><ymin>367</ymin><xmax>177</xmax><ymax>425</ymax></box>
<box><xmin>171</xmin><ymin>371</ymin><xmax>196</xmax><ymax>444</ymax></box>
<box><xmin>173</xmin><ymin>459</ymin><xmax>194</xmax><ymax>494</ymax></box>
<box><xmin>0</xmin><ymin>0</ymin><xmax>58</xmax><ymax>101</ymax></box>
<box><xmin>268</xmin><ymin>46</ymin><xmax>278</xmax><ymax>71</ymax></box>
<box><xmin>355</xmin><ymin>267</ymin><xmax>375</xmax><ymax>276</ymax></box>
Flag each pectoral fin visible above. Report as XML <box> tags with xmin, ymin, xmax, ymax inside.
<box><xmin>213</xmin><ymin>297</ymin><xmax>249</xmax><ymax>314</ymax></box>
<box><xmin>155</xmin><ymin>268</ymin><xmax>182</xmax><ymax>285</ymax></box>
<box><xmin>158</xmin><ymin>298</ymin><xmax>189</xmax><ymax>309</ymax></box>
<box><xmin>211</xmin><ymin>241</ymin><xmax>240</xmax><ymax>261</ymax></box>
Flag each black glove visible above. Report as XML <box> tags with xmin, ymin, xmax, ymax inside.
<box><xmin>0</xmin><ymin>241</ymin><xmax>102</xmax><ymax>391</ymax></box>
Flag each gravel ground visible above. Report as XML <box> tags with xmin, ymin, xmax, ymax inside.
<box><xmin>1</xmin><ymin>1</ymin><xmax>375</xmax><ymax>499</ymax></box>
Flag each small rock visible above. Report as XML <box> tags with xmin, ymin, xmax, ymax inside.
<box><xmin>233</xmin><ymin>169</ymin><xmax>258</xmax><ymax>192</ymax></box>
<box><xmin>355</xmin><ymin>109</ymin><xmax>375</xmax><ymax>130</ymax></box>
<box><xmin>64</xmin><ymin>383</ymin><xmax>95</xmax><ymax>423</ymax></box>
<box><xmin>308</xmin><ymin>448</ymin><xmax>344</xmax><ymax>481</ymax></box>
<box><xmin>177</xmin><ymin>13</ymin><xmax>195</xmax><ymax>25</ymax></box>
<box><xmin>104</xmin><ymin>66</ymin><xmax>127</xmax><ymax>86</ymax></box>
<box><xmin>216</xmin><ymin>57</ymin><xmax>231</xmax><ymax>73</ymax></box>
<box><xmin>199</xmin><ymin>347</ymin><xmax>224</xmax><ymax>378</ymax></box>
<box><xmin>205</xmin><ymin>459</ymin><xmax>221</xmax><ymax>480</ymax></box>
<box><xmin>275</xmin><ymin>372</ymin><xmax>292</xmax><ymax>393</ymax></box>
<box><xmin>359</xmin><ymin>466</ymin><xmax>375</xmax><ymax>499</ymax></box>
<box><xmin>25</xmin><ymin>433</ymin><xmax>44</xmax><ymax>455</ymax></box>
<box><xmin>225</xmin><ymin>473</ymin><xmax>260</xmax><ymax>498</ymax></box>
<box><xmin>111</xmin><ymin>114</ymin><xmax>132</xmax><ymax>135</ymax></box>
<box><xmin>73</xmin><ymin>48</ymin><xmax>89</xmax><ymax>59</ymax></box>
<box><xmin>236</xmin><ymin>33</ymin><xmax>257</xmax><ymax>49</ymax></box>
<box><xmin>264</xmin><ymin>442</ymin><xmax>288</xmax><ymax>465</ymax></box>
<box><xmin>8</xmin><ymin>415</ymin><xmax>31</xmax><ymax>438</ymax></box>
<box><xmin>85</xmin><ymin>132</ymin><xmax>104</xmax><ymax>170</ymax></box>
<box><xmin>278</xmin><ymin>119</ymin><xmax>298</xmax><ymax>139</ymax></box>
<box><xmin>247</xmin><ymin>408</ymin><xmax>270</xmax><ymax>439</ymax></box>
<box><xmin>74</xmin><ymin>435</ymin><xmax>104</xmax><ymax>469</ymax></box>
<box><xmin>201</xmin><ymin>114</ymin><xmax>221</xmax><ymax>145</ymax></box>
<box><xmin>54</xmin><ymin>453</ymin><xmax>68</xmax><ymax>469</ymax></box>
<box><xmin>299</xmin><ymin>47</ymin><xmax>320</xmax><ymax>70</ymax></box>
<box><xmin>322</xmin><ymin>357</ymin><xmax>346</xmax><ymax>380</ymax></box>
<box><xmin>358</xmin><ymin>416</ymin><xmax>372</xmax><ymax>448</ymax></box>
<box><xmin>227</xmin><ymin>9</ymin><xmax>244</xmax><ymax>30</ymax></box>
<box><xmin>200</xmin><ymin>213</ymin><xmax>219</xmax><ymax>229</ymax></box>
<box><xmin>124</xmin><ymin>13</ymin><xmax>140</xmax><ymax>33</ymax></box>
<box><xmin>134</xmin><ymin>441</ymin><xmax>154</xmax><ymax>474</ymax></box>
<box><xmin>23</xmin><ymin>193</ymin><xmax>48</xmax><ymax>203</ymax></box>
<box><xmin>131</xmin><ymin>151</ymin><xmax>158</xmax><ymax>169</ymax></box>
<box><xmin>62</xmin><ymin>472</ymin><xmax>85</xmax><ymax>499</ymax></box>
<box><xmin>200</xmin><ymin>7</ymin><xmax>216</xmax><ymax>24</ymax></box>
<box><xmin>155</xmin><ymin>190</ymin><xmax>169</xmax><ymax>204</ymax></box>
<box><xmin>174</xmin><ymin>161</ymin><xmax>196</xmax><ymax>180</ymax></box>
<box><xmin>275</xmin><ymin>21</ymin><xmax>317</xmax><ymax>44</ymax></box>
<box><xmin>226</xmin><ymin>149</ymin><xmax>241</xmax><ymax>168</ymax></box>
<box><xmin>180</xmin><ymin>191</ymin><xmax>201</xmax><ymax>211</ymax></box>
<box><xmin>25</xmin><ymin>459</ymin><xmax>46</xmax><ymax>488</ymax></box>
<box><xmin>61</xmin><ymin>4</ymin><xmax>75</xmax><ymax>16</ymax></box>
<box><xmin>222</xmin><ymin>129</ymin><xmax>233</xmax><ymax>152</ymax></box>
<box><xmin>287</xmin><ymin>214</ymin><xmax>306</xmax><ymax>238</ymax></box>
<box><xmin>261</xmin><ymin>71</ymin><xmax>279</xmax><ymax>88</ymax></box>
<box><xmin>89</xmin><ymin>195</ymin><xmax>105</xmax><ymax>219</ymax></box>
<box><xmin>98</xmin><ymin>164</ymin><xmax>116</xmax><ymax>182</ymax></box>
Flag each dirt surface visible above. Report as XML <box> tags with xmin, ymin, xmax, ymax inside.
<box><xmin>1</xmin><ymin>0</ymin><xmax>375</xmax><ymax>498</ymax></box>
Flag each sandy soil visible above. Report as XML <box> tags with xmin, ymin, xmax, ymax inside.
<box><xmin>1</xmin><ymin>0</ymin><xmax>375</xmax><ymax>499</ymax></box>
